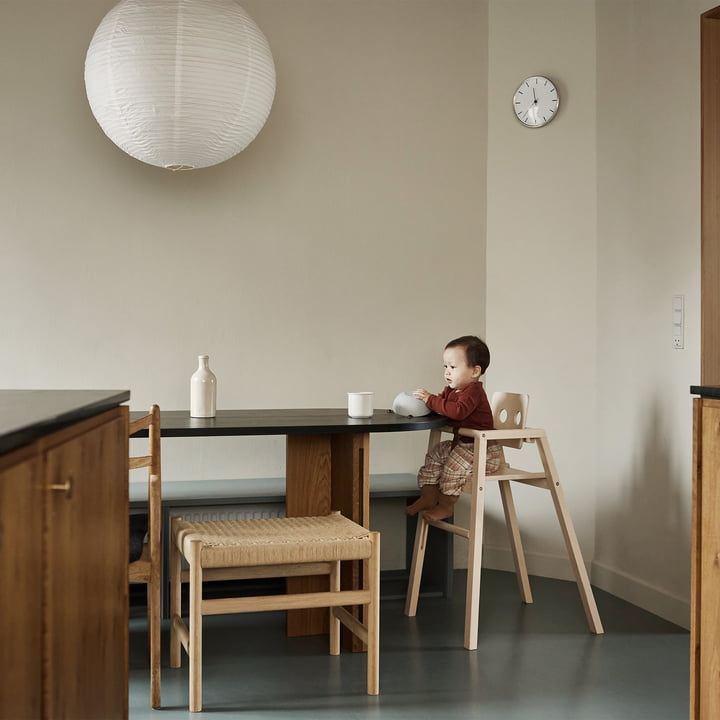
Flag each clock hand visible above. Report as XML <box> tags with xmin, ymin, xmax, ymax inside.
<box><xmin>533</xmin><ymin>88</ymin><xmax>537</xmax><ymax>104</ymax></box>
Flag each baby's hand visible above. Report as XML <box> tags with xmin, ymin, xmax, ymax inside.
<box><xmin>413</xmin><ymin>389</ymin><xmax>431</xmax><ymax>403</ymax></box>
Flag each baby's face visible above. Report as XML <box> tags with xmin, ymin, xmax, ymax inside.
<box><xmin>442</xmin><ymin>347</ymin><xmax>480</xmax><ymax>390</ymax></box>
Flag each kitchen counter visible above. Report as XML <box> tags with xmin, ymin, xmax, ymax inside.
<box><xmin>691</xmin><ymin>385</ymin><xmax>720</xmax><ymax>399</ymax></box>
<box><xmin>0</xmin><ymin>389</ymin><xmax>130</xmax><ymax>454</ymax></box>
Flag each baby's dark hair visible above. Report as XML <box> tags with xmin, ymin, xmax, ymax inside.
<box><xmin>445</xmin><ymin>335</ymin><xmax>490</xmax><ymax>374</ymax></box>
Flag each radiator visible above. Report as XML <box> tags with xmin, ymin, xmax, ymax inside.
<box><xmin>168</xmin><ymin>503</ymin><xmax>286</xmax><ymax>523</ymax></box>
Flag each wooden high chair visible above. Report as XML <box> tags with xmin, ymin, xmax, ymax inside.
<box><xmin>404</xmin><ymin>392</ymin><xmax>603</xmax><ymax>650</ymax></box>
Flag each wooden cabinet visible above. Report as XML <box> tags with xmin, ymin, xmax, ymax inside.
<box><xmin>0</xmin><ymin>405</ymin><xmax>128</xmax><ymax>720</ymax></box>
<box><xmin>691</xmin><ymin>396</ymin><xmax>720</xmax><ymax>720</ymax></box>
<box><xmin>0</xmin><ymin>448</ymin><xmax>43</xmax><ymax>719</ymax></box>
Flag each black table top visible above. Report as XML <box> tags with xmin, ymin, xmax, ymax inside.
<box><xmin>691</xmin><ymin>385</ymin><xmax>720</xmax><ymax>399</ymax></box>
<box><xmin>0</xmin><ymin>389</ymin><xmax>130</xmax><ymax>455</ymax></box>
<box><xmin>129</xmin><ymin>407</ymin><xmax>446</xmax><ymax>437</ymax></box>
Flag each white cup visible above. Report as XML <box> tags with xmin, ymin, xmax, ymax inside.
<box><xmin>348</xmin><ymin>392</ymin><xmax>374</xmax><ymax>418</ymax></box>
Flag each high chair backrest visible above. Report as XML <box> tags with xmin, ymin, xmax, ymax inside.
<box><xmin>490</xmin><ymin>392</ymin><xmax>529</xmax><ymax>450</ymax></box>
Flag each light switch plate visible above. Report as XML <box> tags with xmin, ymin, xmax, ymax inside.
<box><xmin>672</xmin><ymin>295</ymin><xmax>684</xmax><ymax>349</ymax></box>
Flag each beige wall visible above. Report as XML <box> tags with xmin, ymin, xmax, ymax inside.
<box><xmin>1</xmin><ymin>0</ymin><xmax>712</xmax><ymax>624</ymax></box>
<box><xmin>0</xmin><ymin>0</ymin><xmax>489</xmax><ymax>485</ymax></box>
<box><xmin>481</xmin><ymin>0</ymin><xmax>598</xmax><ymax>574</ymax></box>
<box><xmin>593</xmin><ymin>0</ymin><xmax>707</xmax><ymax>625</ymax></box>
<box><xmin>478</xmin><ymin>0</ymin><xmax>706</xmax><ymax>627</ymax></box>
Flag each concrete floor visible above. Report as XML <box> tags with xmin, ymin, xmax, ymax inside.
<box><xmin>129</xmin><ymin>569</ymin><xmax>689</xmax><ymax>719</ymax></box>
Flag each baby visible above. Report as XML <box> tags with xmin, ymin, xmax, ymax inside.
<box><xmin>405</xmin><ymin>335</ymin><xmax>501</xmax><ymax>521</ymax></box>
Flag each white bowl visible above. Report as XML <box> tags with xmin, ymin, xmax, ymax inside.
<box><xmin>392</xmin><ymin>391</ymin><xmax>431</xmax><ymax>417</ymax></box>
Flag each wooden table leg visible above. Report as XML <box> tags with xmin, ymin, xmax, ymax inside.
<box><xmin>285</xmin><ymin>432</ymin><xmax>370</xmax><ymax>647</ymax></box>
<box><xmin>286</xmin><ymin>434</ymin><xmax>332</xmax><ymax>637</ymax></box>
<box><xmin>331</xmin><ymin>433</ymin><xmax>370</xmax><ymax>651</ymax></box>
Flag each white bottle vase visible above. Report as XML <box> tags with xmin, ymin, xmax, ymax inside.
<box><xmin>190</xmin><ymin>355</ymin><xmax>217</xmax><ymax>418</ymax></box>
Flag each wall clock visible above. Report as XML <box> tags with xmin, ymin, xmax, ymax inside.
<box><xmin>513</xmin><ymin>76</ymin><xmax>559</xmax><ymax>128</ymax></box>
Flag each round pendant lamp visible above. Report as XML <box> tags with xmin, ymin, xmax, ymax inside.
<box><xmin>84</xmin><ymin>0</ymin><xmax>276</xmax><ymax>171</ymax></box>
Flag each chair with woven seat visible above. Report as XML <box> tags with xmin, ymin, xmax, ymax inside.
<box><xmin>405</xmin><ymin>391</ymin><xmax>603</xmax><ymax>650</ymax></box>
<box><xmin>169</xmin><ymin>510</ymin><xmax>380</xmax><ymax>712</ymax></box>
<box><xmin>128</xmin><ymin>404</ymin><xmax>162</xmax><ymax>708</ymax></box>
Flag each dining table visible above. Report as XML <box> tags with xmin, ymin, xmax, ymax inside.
<box><xmin>130</xmin><ymin>406</ymin><xmax>446</xmax><ymax>643</ymax></box>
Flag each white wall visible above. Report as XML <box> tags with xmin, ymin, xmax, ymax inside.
<box><xmin>481</xmin><ymin>0</ymin><xmax>598</xmax><ymax>577</ymax></box>
<box><xmin>0</xmin><ymin>0</ymin><xmax>489</xmax><ymax>490</ymax></box>
<box><xmin>477</xmin><ymin>0</ymin><xmax>706</xmax><ymax>628</ymax></box>
<box><xmin>594</xmin><ymin>0</ymin><xmax>707</xmax><ymax>626</ymax></box>
<box><xmin>1</xmin><ymin>0</ymin><xmax>712</xmax><ymax>624</ymax></box>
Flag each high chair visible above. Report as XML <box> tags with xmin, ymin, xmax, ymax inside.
<box><xmin>404</xmin><ymin>392</ymin><xmax>603</xmax><ymax>650</ymax></box>
<box><xmin>170</xmin><ymin>511</ymin><xmax>380</xmax><ymax>712</ymax></box>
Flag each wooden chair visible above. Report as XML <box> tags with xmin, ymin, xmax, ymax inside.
<box><xmin>128</xmin><ymin>404</ymin><xmax>162</xmax><ymax>708</ymax></box>
<box><xmin>405</xmin><ymin>392</ymin><xmax>603</xmax><ymax>650</ymax></box>
<box><xmin>169</xmin><ymin>510</ymin><xmax>380</xmax><ymax>712</ymax></box>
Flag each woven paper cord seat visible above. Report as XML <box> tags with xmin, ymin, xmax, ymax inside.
<box><xmin>170</xmin><ymin>510</ymin><xmax>380</xmax><ymax>712</ymax></box>
<box><xmin>174</xmin><ymin>513</ymin><xmax>373</xmax><ymax>568</ymax></box>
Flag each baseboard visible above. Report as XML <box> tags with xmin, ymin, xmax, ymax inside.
<box><xmin>590</xmin><ymin>561</ymin><xmax>690</xmax><ymax>630</ymax></box>
<box><xmin>481</xmin><ymin>546</ymin><xmax>690</xmax><ymax>629</ymax></box>
<box><xmin>481</xmin><ymin>545</ymin><xmax>586</xmax><ymax>582</ymax></box>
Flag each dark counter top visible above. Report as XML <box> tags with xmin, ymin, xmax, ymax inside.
<box><xmin>690</xmin><ymin>385</ymin><xmax>720</xmax><ymax>399</ymax></box>
<box><xmin>0</xmin><ymin>389</ymin><xmax>130</xmax><ymax>455</ymax></box>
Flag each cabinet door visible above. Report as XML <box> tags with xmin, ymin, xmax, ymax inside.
<box><xmin>0</xmin><ymin>450</ymin><xmax>43</xmax><ymax>720</ymax></box>
<box><xmin>692</xmin><ymin>398</ymin><xmax>720</xmax><ymax>719</ymax></box>
<box><xmin>44</xmin><ymin>409</ymin><xmax>128</xmax><ymax>720</ymax></box>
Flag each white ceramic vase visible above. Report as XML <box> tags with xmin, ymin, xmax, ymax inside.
<box><xmin>190</xmin><ymin>355</ymin><xmax>217</xmax><ymax>417</ymax></box>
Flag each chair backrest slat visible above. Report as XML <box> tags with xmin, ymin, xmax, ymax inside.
<box><xmin>490</xmin><ymin>392</ymin><xmax>529</xmax><ymax>450</ymax></box>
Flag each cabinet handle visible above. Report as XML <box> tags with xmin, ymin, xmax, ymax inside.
<box><xmin>49</xmin><ymin>477</ymin><xmax>73</xmax><ymax>498</ymax></box>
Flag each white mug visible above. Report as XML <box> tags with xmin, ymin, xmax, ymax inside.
<box><xmin>348</xmin><ymin>392</ymin><xmax>374</xmax><ymax>418</ymax></box>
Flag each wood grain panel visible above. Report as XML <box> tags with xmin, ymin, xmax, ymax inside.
<box><xmin>43</xmin><ymin>407</ymin><xmax>128</xmax><ymax>720</ymax></box>
<box><xmin>691</xmin><ymin>398</ymin><xmax>702</xmax><ymax>720</ymax></box>
<box><xmin>285</xmin><ymin>435</ymin><xmax>332</xmax><ymax>636</ymax></box>
<box><xmin>694</xmin><ymin>399</ymin><xmax>720</xmax><ymax>719</ymax></box>
<box><xmin>701</xmin><ymin>10</ymin><xmax>720</xmax><ymax>383</ymax></box>
<box><xmin>285</xmin><ymin>435</ymin><xmax>332</xmax><ymax>516</ymax></box>
<box><xmin>330</xmin><ymin>433</ymin><xmax>370</xmax><ymax>652</ymax></box>
<box><xmin>0</xmin><ymin>450</ymin><xmax>42</xmax><ymax>720</ymax></box>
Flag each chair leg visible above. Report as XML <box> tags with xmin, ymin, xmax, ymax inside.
<box><xmin>148</xmin><ymin>577</ymin><xmax>161</xmax><ymax>708</ymax></box>
<box><xmin>498</xmin><ymin>479</ymin><xmax>533</xmax><ymax>604</ymax></box>
<box><xmin>169</xmin><ymin>537</ymin><xmax>182</xmax><ymax>669</ymax></box>
<box><xmin>367</xmin><ymin>532</ymin><xmax>380</xmax><ymax>696</ymax></box>
<box><xmin>464</xmin><ymin>478</ymin><xmax>486</xmax><ymax>651</ymax></box>
<box><xmin>188</xmin><ymin>540</ymin><xmax>203</xmax><ymax>712</ymax></box>
<box><xmin>404</xmin><ymin>512</ymin><xmax>430</xmax><ymax>617</ymax></box>
<box><xmin>538</xmin><ymin>436</ymin><xmax>604</xmax><ymax>634</ymax></box>
<box><xmin>329</xmin><ymin>561</ymin><xmax>340</xmax><ymax>656</ymax></box>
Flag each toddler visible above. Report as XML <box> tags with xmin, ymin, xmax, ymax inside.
<box><xmin>405</xmin><ymin>335</ymin><xmax>501</xmax><ymax>521</ymax></box>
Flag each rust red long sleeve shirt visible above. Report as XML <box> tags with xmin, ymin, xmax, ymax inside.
<box><xmin>425</xmin><ymin>382</ymin><xmax>494</xmax><ymax>431</ymax></box>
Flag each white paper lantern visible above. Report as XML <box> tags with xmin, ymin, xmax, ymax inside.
<box><xmin>84</xmin><ymin>0</ymin><xmax>276</xmax><ymax>170</ymax></box>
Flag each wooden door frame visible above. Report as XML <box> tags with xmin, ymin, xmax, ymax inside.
<box><xmin>702</xmin><ymin>7</ymin><xmax>720</xmax><ymax>383</ymax></box>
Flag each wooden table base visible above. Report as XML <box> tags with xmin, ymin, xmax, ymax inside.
<box><xmin>285</xmin><ymin>433</ymin><xmax>369</xmax><ymax>650</ymax></box>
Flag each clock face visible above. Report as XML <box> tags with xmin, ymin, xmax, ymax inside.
<box><xmin>513</xmin><ymin>76</ymin><xmax>559</xmax><ymax>128</ymax></box>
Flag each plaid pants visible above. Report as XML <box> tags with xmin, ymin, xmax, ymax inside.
<box><xmin>417</xmin><ymin>439</ymin><xmax>502</xmax><ymax>496</ymax></box>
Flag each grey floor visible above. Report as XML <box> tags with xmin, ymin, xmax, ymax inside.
<box><xmin>129</xmin><ymin>570</ymin><xmax>689</xmax><ymax>719</ymax></box>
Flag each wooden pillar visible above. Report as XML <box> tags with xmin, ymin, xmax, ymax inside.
<box><xmin>701</xmin><ymin>7</ymin><xmax>720</xmax><ymax>384</ymax></box>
